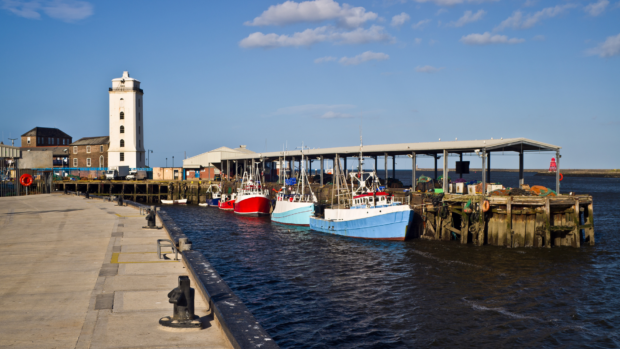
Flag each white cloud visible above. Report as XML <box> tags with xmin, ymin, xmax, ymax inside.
<box><xmin>584</xmin><ymin>0</ymin><xmax>609</xmax><ymax>16</ymax></box>
<box><xmin>239</xmin><ymin>25</ymin><xmax>393</xmax><ymax>48</ymax></box>
<box><xmin>587</xmin><ymin>33</ymin><xmax>620</xmax><ymax>57</ymax></box>
<box><xmin>461</xmin><ymin>32</ymin><xmax>525</xmax><ymax>45</ymax></box>
<box><xmin>495</xmin><ymin>4</ymin><xmax>576</xmax><ymax>31</ymax></box>
<box><xmin>411</xmin><ymin>19</ymin><xmax>431</xmax><ymax>29</ymax></box>
<box><xmin>314</xmin><ymin>56</ymin><xmax>338</xmax><ymax>63</ymax></box>
<box><xmin>1</xmin><ymin>0</ymin><xmax>93</xmax><ymax>22</ymax></box>
<box><xmin>391</xmin><ymin>12</ymin><xmax>410</xmax><ymax>27</ymax></box>
<box><xmin>319</xmin><ymin>111</ymin><xmax>354</xmax><ymax>118</ymax></box>
<box><xmin>244</xmin><ymin>0</ymin><xmax>377</xmax><ymax>28</ymax></box>
<box><xmin>412</xmin><ymin>0</ymin><xmax>498</xmax><ymax>5</ymax></box>
<box><xmin>414</xmin><ymin>38</ymin><xmax>422</xmax><ymax>44</ymax></box>
<box><xmin>533</xmin><ymin>34</ymin><xmax>545</xmax><ymax>41</ymax></box>
<box><xmin>336</xmin><ymin>25</ymin><xmax>394</xmax><ymax>44</ymax></box>
<box><xmin>523</xmin><ymin>0</ymin><xmax>537</xmax><ymax>7</ymax></box>
<box><xmin>448</xmin><ymin>9</ymin><xmax>486</xmax><ymax>27</ymax></box>
<box><xmin>240</xmin><ymin>26</ymin><xmax>328</xmax><ymax>48</ymax></box>
<box><xmin>339</xmin><ymin>51</ymin><xmax>389</xmax><ymax>65</ymax></box>
<box><xmin>436</xmin><ymin>8</ymin><xmax>448</xmax><ymax>15</ymax></box>
<box><xmin>415</xmin><ymin>65</ymin><xmax>445</xmax><ymax>73</ymax></box>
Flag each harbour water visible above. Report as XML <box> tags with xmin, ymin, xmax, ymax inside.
<box><xmin>163</xmin><ymin>172</ymin><xmax>620</xmax><ymax>348</ymax></box>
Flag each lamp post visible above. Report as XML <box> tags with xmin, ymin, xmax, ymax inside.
<box><xmin>166</xmin><ymin>158</ymin><xmax>168</xmax><ymax>167</ymax></box>
<box><xmin>147</xmin><ymin>149</ymin><xmax>153</xmax><ymax>167</ymax></box>
<box><xmin>172</xmin><ymin>156</ymin><xmax>174</xmax><ymax>168</ymax></box>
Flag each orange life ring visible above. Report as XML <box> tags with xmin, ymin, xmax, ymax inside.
<box><xmin>20</xmin><ymin>173</ymin><xmax>33</xmax><ymax>187</ymax></box>
<box><xmin>482</xmin><ymin>200</ymin><xmax>490</xmax><ymax>212</ymax></box>
<box><xmin>289</xmin><ymin>197</ymin><xmax>293</xmax><ymax>202</ymax></box>
<box><xmin>559</xmin><ymin>173</ymin><xmax>563</xmax><ymax>181</ymax></box>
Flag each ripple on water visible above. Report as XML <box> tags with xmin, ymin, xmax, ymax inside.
<box><xmin>164</xmin><ymin>174</ymin><xmax>620</xmax><ymax>348</ymax></box>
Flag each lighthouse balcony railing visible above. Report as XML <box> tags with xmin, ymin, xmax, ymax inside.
<box><xmin>109</xmin><ymin>87</ymin><xmax>144</xmax><ymax>93</ymax></box>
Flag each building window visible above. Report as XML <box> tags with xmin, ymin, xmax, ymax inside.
<box><xmin>100</xmin><ymin>145</ymin><xmax>103</xmax><ymax>153</ymax></box>
<box><xmin>73</xmin><ymin>146</ymin><xmax>78</xmax><ymax>154</ymax></box>
<box><xmin>27</xmin><ymin>137</ymin><xmax>31</xmax><ymax>144</ymax></box>
<box><xmin>120</xmin><ymin>111</ymin><xmax>124</xmax><ymax>120</ymax></box>
<box><xmin>62</xmin><ymin>139</ymin><xmax>65</xmax><ymax>145</ymax></box>
<box><xmin>120</xmin><ymin>139</ymin><xmax>125</xmax><ymax>147</ymax></box>
<box><xmin>86</xmin><ymin>158</ymin><xmax>91</xmax><ymax>167</ymax></box>
<box><xmin>73</xmin><ymin>158</ymin><xmax>78</xmax><ymax>167</ymax></box>
<box><xmin>99</xmin><ymin>155</ymin><xmax>104</xmax><ymax>167</ymax></box>
<box><xmin>120</xmin><ymin>153</ymin><xmax>124</xmax><ymax>162</ymax></box>
<box><xmin>120</xmin><ymin>126</ymin><xmax>124</xmax><ymax>134</ymax></box>
<box><xmin>86</xmin><ymin>146</ymin><xmax>91</xmax><ymax>153</ymax></box>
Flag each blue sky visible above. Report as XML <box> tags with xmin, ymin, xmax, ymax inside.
<box><xmin>0</xmin><ymin>0</ymin><xmax>618</xmax><ymax>169</ymax></box>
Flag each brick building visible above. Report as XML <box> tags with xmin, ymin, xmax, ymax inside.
<box><xmin>69</xmin><ymin>136</ymin><xmax>110</xmax><ymax>168</ymax></box>
<box><xmin>21</xmin><ymin>127</ymin><xmax>72</xmax><ymax>148</ymax></box>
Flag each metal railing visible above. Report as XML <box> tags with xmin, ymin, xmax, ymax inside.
<box><xmin>109</xmin><ymin>87</ymin><xmax>143</xmax><ymax>93</ymax></box>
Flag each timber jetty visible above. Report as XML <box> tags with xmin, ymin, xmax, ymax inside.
<box><xmin>53</xmin><ymin>179</ymin><xmax>596</xmax><ymax>249</ymax></box>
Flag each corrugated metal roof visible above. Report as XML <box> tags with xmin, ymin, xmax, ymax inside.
<box><xmin>1</xmin><ymin>143</ymin><xmax>21</xmax><ymax>158</ymax></box>
<box><xmin>70</xmin><ymin>136</ymin><xmax>110</xmax><ymax>146</ymax></box>
<box><xmin>220</xmin><ymin>138</ymin><xmax>560</xmax><ymax>161</ymax></box>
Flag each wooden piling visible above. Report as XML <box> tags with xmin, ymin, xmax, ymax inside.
<box><xmin>460</xmin><ymin>205</ymin><xmax>469</xmax><ymax>244</ymax></box>
<box><xmin>525</xmin><ymin>213</ymin><xmax>535</xmax><ymax>247</ymax></box>
<box><xmin>585</xmin><ymin>203</ymin><xmax>595</xmax><ymax>245</ymax></box>
<box><xmin>572</xmin><ymin>199</ymin><xmax>581</xmax><ymax>248</ymax></box>
<box><xmin>506</xmin><ymin>197</ymin><xmax>512</xmax><ymax>248</ymax></box>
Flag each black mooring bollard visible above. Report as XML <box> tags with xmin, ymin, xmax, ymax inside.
<box><xmin>64</xmin><ymin>187</ymin><xmax>68</xmax><ymax>195</ymax></box>
<box><xmin>116</xmin><ymin>195</ymin><xmax>124</xmax><ymax>206</ymax></box>
<box><xmin>159</xmin><ymin>276</ymin><xmax>201</xmax><ymax>328</ymax></box>
<box><xmin>143</xmin><ymin>207</ymin><xmax>159</xmax><ymax>229</ymax></box>
<box><xmin>85</xmin><ymin>191</ymin><xmax>90</xmax><ymax>199</ymax></box>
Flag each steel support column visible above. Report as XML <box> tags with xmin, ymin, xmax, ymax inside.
<box><xmin>320</xmin><ymin>156</ymin><xmax>324</xmax><ymax>186</ymax></box>
<box><xmin>487</xmin><ymin>152</ymin><xmax>491</xmax><ymax>183</ymax></box>
<box><xmin>519</xmin><ymin>151</ymin><xmax>524</xmax><ymax>188</ymax></box>
<box><xmin>412</xmin><ymin>152</ymin><xmax>416</xmax><ymax>189</ymax></box>
<box><xmin>384</xmin><ymin>153</ymin><xmax>388</xmax><ymax>186</ymax></box>
<box><xmin>443</xmin><ymin>150</ymin><xmax>448</xmax><ymax>193</ymax></box>
<box><xmin>556</xmin><ymin>151</ymin><xmax>560</xmax><ymax>194</ymax></box>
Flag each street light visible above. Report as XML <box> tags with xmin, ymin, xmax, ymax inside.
<box><xmin>166</xmin><ymin>158</ymin><xmax>168</xmax><ymax>167</ymax></box>
<box><xmin>172</xmin><ymin>156</ymin><xmax>174</xmax><ymax>168</ymax></box>
<box><xmin>147</xmin><ymin>149</ymin><xmax>153</xmax><ymax>167</ymax></box>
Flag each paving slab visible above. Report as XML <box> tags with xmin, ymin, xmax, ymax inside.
<box><xmin>0</xmin><ymin>194</ymin><xmax>231</xmax><ymax>349</ymax></box>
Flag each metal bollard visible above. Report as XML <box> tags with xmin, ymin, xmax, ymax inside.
<box><xmin>116</xmin><ymin>195</ymin><xmax>124</xmax><ymax>206</ymax></box>
<box><xmin>179</xmin><ymin>238</ymin><xmax>192</xmax><ymax>251</ymax></box>
<box><xmin>143</xmin><ymin>208</ymin><xmax>160</xmax><ymax>229</ymax></box>
<box><xmin>85</xmin><ymin>191</ymin><xmax>90</xmax><ymax>199</ymax></box>
<box><xmin>64</xmin><ymin>187</ymin><xmax>68</xmax><ymax>195</ymax></box>
<box><xmin>159</xmin><ymin>276</ymin><xmax>201</xmax><ymax>328</ymax></box>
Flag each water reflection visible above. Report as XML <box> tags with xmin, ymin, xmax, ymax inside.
<box><xmin>164</xmin><ymin>173</ymin><xmax>620</xmax><ymax>348</ymax></box>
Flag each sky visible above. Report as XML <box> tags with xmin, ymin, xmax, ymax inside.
<box><xmin>0</xmin><ymin>0</ymin><xmax>618</xmax><ymax>170</ymax></box>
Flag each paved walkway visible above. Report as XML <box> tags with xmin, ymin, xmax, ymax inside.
<box><xmin>0</xmin><ymin>194</ymin><xmax>231</xmax><ymax>349</ymax></box>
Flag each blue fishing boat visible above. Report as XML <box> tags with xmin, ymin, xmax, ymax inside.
<box><xmin>309</xmin><ymin>143</ymin><xmax>413</xmax><ymax>240</ymax></box>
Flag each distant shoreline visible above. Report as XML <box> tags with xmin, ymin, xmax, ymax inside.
<box><xmin>365</xmin><ymin>168</ymin><xmax>620</xmax><ymax>178</ymax></box>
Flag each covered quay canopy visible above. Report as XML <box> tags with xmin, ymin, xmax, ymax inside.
<box><xmin>211</xmin><ymin>138</ymin><xmax>562</xmax><ymax>194</ymax></box>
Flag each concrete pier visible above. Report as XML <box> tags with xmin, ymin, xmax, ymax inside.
<box><xmin>0</xmin><ymin>194</ymin><xmax>231</xmax><ymax>349</ymax></box>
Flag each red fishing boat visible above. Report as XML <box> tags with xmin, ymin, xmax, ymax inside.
<box><xmin>234</xmin><ymin>168</ymin><xmax>271</xmax><ymax>216</ymax></box>
<box><xmin>219</xmin><ymin>193</ymin><xmax>236</xmax><ymax>211</ymax></box>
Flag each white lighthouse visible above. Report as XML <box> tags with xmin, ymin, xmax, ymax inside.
<box><xmin>108</xmin><ymin>71</ymin><xmax>145</xmax><ymax>169</ymax></box>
